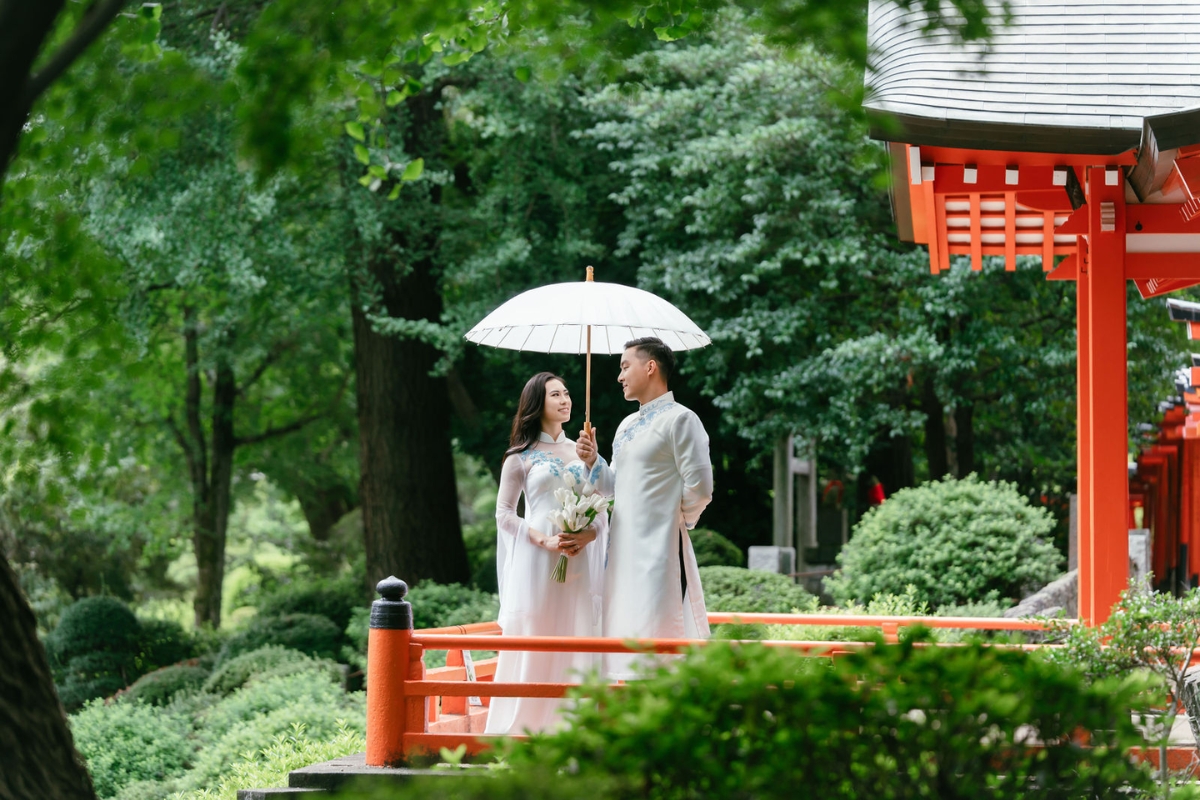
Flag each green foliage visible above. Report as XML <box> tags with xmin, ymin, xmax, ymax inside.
<box><xmin>408</xmin><ymin>581</ymin><xmax>499</xmax><ymax>630</ymax></box>
<box><xmin>46</xmin><ymin>596</ymin><xmax>144</xmax><ymax>710</ymax></box>
<box><xmin>1046</xmin><ymin>585</ymin><xmax>1200</xmax><ymax>724</ymax></box>
<box><xmin>171</xmin><ymin>721</ymin><xmax>365</xmax><ymax>800</ymax></box>
<box><xmin>827</xmin><ymin>475</ymin><xmax>1061</xmax><ymax>609</ymax></box>
<box><xmin>496</xmin><ymin>639</ymin><xmax>1156</xmax><ymax>799</ymax></box>
<box><xmin>125</xmin><ymin>664</ymin><xmax>210</xmax><ymax>707</ymax></box>
<box><xmin>216</xmin><ymin>613</ymin><xmax>342</xmax><ymax>666</ymax></box>
<box><xmin>136</xmin><ymin>618</ymin><xmax>197</xmax><ymax>673</ymax></box>
<box><xmin>689</xmin><ymin>528</ymin><xmax>743</xmax><ymax>568</ymax></box>
<box><xmin>204</xmin><ymin>645</ymin><xmax>335</xmax><ymax>697</ymax></box>
<box><xmin>70</xmin><ymin>697</ymin><xmax>192</xmax><ymax>799</ymax></box>
<box><xmin>180</xmin><ymin>669</ymin><xmax>365</xmax><ymax>791</ymax></box>
<box><xmin>757</xmin><ymin>587</ymin><xmax>1007</xmax><ymax>643</ymax></box>
<box><xmin>333</xmin><ymin>768</ymin><xmax>618</xmax><ymax>800</ymax></box>
<box><xmin>699</xmin><ymin>566</ymin><xmax>818</xmax><ymax>614</ymax></box>
<box><xmin>254</xmin><ymin>576</ymin><xmax>367</xmax><ymax>638</ymax></box>
<box><xmin>342</xmin><ymin>607</ymin><xmax>370</xmax><ymax>675</ymax></box>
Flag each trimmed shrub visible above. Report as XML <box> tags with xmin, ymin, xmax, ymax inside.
<box><xmin>180</xmin><ymin>669</ymin><xmax>365</xmax><ymax>791</ymax></box>
<box><xmin>125</xmin><ymin>664</ymin><xmax>209</xmax><ymax>706</ymax></box>
<box><xmin>47</xmin><ymin>596</ymin><xmax>143</xmax><ymax>710</ymax></box>
<box><xmin>70</xmin><ymin>697</ymin><xmax>192</xmax><ymax>799</ymax></box>
<box><xmin>826</xmin><ymin>474</ymin><xmax>1061</xmax><ymax>610</ymax></box>
<box><xmin>497</xmin><ymin>640</ymin><xmax>1157</xmax><ymax>799</ymax></box>
<box><xmin>205</xmin><ymin>645</ymin><xmax>330</xmax><ymax>696</ymax></box>
<box><xmin>407</xmin><ymin>581</ymin><xmax>499</xmax><ymax>630</ymax></box>
<box><xmin>135</xmin><ymin>618</ymin><xmax>195</xmax><ymax>673</ymax></box>
<box><xmin>689</xmin><ymin>528</ymin><xmax>743</xmax><ymax>568</ymax></box>
<box><xmin>170</xmin><ymin>720</ymin><xmax>365</xmax><ymax>800</ymax></box>
<box><xmin>255</xmin><ymin>576</ymin><xmax>366</xmax><ymax>635</ymax></box>
<box><xmin>216</xmin><ymin>613</ymin><xmax>341</xmax><ymax>667</ymax></box>
<box><xmin>698</xmin><ymin>566</ymin><xmax>817</xmax><ymax>614</ymax></box>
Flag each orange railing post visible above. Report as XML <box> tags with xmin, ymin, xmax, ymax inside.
<box><xmin>366</xmin><ymin>576</ymin><xmax>416</xmax><ymax>767</ymax></box>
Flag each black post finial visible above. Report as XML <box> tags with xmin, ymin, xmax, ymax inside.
<box><xmin>371</xmin><ymin>576</ymin><xmax>413</xmax><ymax>630</ymax></box>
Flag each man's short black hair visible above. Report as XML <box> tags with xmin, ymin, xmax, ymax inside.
<box><xmin>624</xmin><ymin>337</ymin><xmax>675</xmax><ymax>384</ymax></box>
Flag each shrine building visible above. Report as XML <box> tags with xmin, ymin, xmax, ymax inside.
<box><xmin>865</xmin><ymin>0</ymin><xmax>1200</xmax><ymax>621</ymax></box>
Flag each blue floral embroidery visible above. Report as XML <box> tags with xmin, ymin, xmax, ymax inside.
<box><xmin>519</xmin><ymin>448</ymin><xmax>565</xmax><ymax>476</ymax></box>
<box><xmin>612</xmin><ymin>401</ymin><xmax>676</xmax><ymax>461</ymax></box>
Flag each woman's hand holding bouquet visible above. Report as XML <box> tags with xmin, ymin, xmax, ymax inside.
<box><xmin>546</xmin><ymin>469</ymin><xmax>609</xmax><ymax>582</ymax></box>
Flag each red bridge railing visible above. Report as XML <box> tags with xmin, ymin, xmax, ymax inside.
<box><xmin>364</xmin><ymin>576</ymin><xmax>1073</xmax><ymax>766</ymax></box>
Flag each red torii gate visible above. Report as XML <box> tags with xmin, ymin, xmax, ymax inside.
<box><xmin>866</xmin><ymin>0</ymin><xmax>1200</xmax><ymax>622</ymax></box>
<box><xmin>1131</xmin><ymin>301</ymin><xmax>1200</xmax><ymax>592</ymax></box>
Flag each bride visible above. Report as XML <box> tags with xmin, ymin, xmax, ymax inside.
<box><xmin>485</xmin><ymin>371</ymin><xmax>607</xmax><ymax>734</ymax></box>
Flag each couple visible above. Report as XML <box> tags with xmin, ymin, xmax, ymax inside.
<box><xmin>485</xmin><ymin>337</ymin><xmax>715</xmax><ymax>735</ymax></box>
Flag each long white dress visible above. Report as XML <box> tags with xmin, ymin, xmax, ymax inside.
<box><xmin>485</xmin><ymin>431</ymin><xmax>607</xmax><ymax>734</ymax></box>
<box><xmin>588</xmin><ymin>392</ymin><xmax>714</xmax><ymax>680</ymax></box>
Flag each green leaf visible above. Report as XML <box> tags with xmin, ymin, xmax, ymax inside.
<box><xmin>386</xmin><ymin>90</ymin><xmax>404</xmax><ymax>107</ymax></box>
<box><xmin>467</xmin><ymin>31</ymin><xmax>489</xmax><ymax>53</ymax></box>
<box><xmin>357</xmin><ymin>174</ymin><xmax>373</xmax><ymax>187</ymax></box>
<box><xmin>353</xmin><ymin>144</ymin><xmax>370</xmax><ymax>165</ymax></box>
<box><xmin>441</xmin><ymin>51</ymin><xmax>472</xmax><ymax>67</ymax></box>
<box><xmin>345</xmin><ymin>122</ymin><xmax>365</xmax><ymax>142</ymax></box>
<box><xmin>140</xmin><ymin>3</ymin><xmax>162</xmax><ymax>20</ymax></box>
<box><xmin>367</xmin><ymin>164</ymin><xmax>387</xmax><ymax>179</ymax></box>
<box><xmin>387</xmin><ymin>183</ymin><xmax>403</xmax><ymax>201</ymax></box>
<box><xmin>417</xmin><ymin>44</ymin><xmax>434</xmax><ymax>64</ymax></box>
<box><xmin>514</xmin><ymin>66</ymin><xmax>531</xmax><ymax>83</ymax></box>
<box><xmin>401</xmin><ymin>158</ymin><xmax>424</xmax><ymax>181</ymax></box>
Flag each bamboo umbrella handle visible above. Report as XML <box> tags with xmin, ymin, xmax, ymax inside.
<box><xmin>585</xmin><ymin>324</ymin><xmax>592</xmax><ymax>434</ymax></box>
<box><xmin>584</xmin><ymin>265</ymin><xmax>594</xmax><ymax>435</ymax></box>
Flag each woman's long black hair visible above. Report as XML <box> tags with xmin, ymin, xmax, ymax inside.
<box><xmin>503</xmin><ymin>371</ymin><xmax>566</xmax><ymax>463</ymax></box>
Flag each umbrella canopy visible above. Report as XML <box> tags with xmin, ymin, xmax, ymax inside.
<box><xmin>464</xmin><ymin>279</ymin><xmax>710</xmax><ymax>354</ymax></box>
<box><xmin>465</xmin><ymin>268</ymin><xmax>710</xmax><ymax>431</ymax></box>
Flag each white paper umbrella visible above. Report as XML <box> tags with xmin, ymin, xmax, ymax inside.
<box><xmin>465</xmin><ymin>267</ymin><xmax>710</xmax><ymax>430</ymax></box>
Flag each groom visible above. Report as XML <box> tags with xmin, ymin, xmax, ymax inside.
<box><xmin>576</xmin><ymin>337</ymin><xmax>714</xmax><ymax>679</ymax></box>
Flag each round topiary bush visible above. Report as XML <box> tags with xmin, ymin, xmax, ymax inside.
<box><xmin>698</xmin><ymin>566</ymin><xmax>817</xmax><ymax>614</ymax></box>
<box><xmin>204</xmin><ymin>645</ymin><xmax>340</xmax><ymax>696</ymax></box>
<box><xmin>125</xmin><ymin>664</ymin><xmax>210</xmax><ymax>706</ymax></box>
<box><xmin>825</xmin><ymin>474</ymin><xmax>1061</xmax><ymax>610</ymax></box>
<box><xmin>255</xmin><ymin>577</ymin><xmax>366</xmax><ymax>635</ymax></box>
<box><xmin>135</xmin><ymin>618</ymin><xmax>195</xmax><ymax>674</ymax></box>
<box><xmin>215</xmin><ymin>613</ymin><xmax>341</xmax><ymax>667</ymax></box>
<box><xmin>690</xmin><ymin>529</ymin><xmax>744</xmax><ymax>568</ymax></box>
<box><xmin>46</xmin><ymin>596</ymin><xmax>144</xmax><ymax>711</ymax></box>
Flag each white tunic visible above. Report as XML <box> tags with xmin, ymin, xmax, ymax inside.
<box><xmin>589</xmin><ymin>392</ymin><xmax>714</xmax><ymax>679</ymax></box>
<box><xmin>485</xmin><ymin>431</ymin><xmax>607</xmax><ymax>734</ymax></box>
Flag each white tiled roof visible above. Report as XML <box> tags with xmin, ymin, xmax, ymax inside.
<box><xmin>866</xmin><ymin>0</ymin><xmax>1200</xmax><ymax>152</ymax></box>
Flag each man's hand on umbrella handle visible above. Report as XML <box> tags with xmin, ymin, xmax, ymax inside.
<box><xmin>576</xmin><ymin>428</ymin><xmax>598</xmax><ymax>468</ymax></box>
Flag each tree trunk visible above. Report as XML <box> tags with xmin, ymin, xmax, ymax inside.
<box><xmin>0</xmin><ymin>553</ymin><xmax>96</xmax><ymax>800</ymax></box>
<box><xmin>352</xmin><ymin>251</ymin><xmax>470</xmax><ymax>589</ymax></box>
<box><xmin>199</xmin><ymin>357</ymin><xmax>236</xmax><ymax>628</ymax></box>
<box><xmin>954</xmin><ymin>402</ymin><xmax>976</xmax><ymax>477</ymax></box>
<box><xmin>920</xmin><ymin>377</ymin><xmax>949</xmax><ymax>480</ymax></box>
<box><xmin>294</xmin><ymin>482</ymin><xmax>355</xmax><ymax>542</ymax></box>
<box><xmin>0</xmin><ymin>2</ymin><xmax>63</xmax><ymax>175</ymax></box>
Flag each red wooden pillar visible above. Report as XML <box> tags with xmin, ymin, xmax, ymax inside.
<box><xmin>1083</xmin><ymin>167</ymin><xmax>1129</xmax><ymax>623</ymax></box>
<box><xmin>1076</xmin><ymin>234</ymin><xmax>1092</xmax><ymax>619</ymax></box>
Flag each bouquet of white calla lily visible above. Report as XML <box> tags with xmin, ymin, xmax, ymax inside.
<box><xmin>548</xmin><ymin>469</ymin><xmax>611</xmax><ymax>582</ymax></box>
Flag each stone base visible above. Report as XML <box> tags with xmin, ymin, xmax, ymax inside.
<box><xmin>747</xmin><ymin>546</ymin><xmax>795</xmax><ymax>576</ymax></box>
<box><xmin>235</xmin><ymin>752</ymin><xmax>482</xmax><ymax>799</ymax></box>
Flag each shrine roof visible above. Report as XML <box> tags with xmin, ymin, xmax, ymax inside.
<box><xmin>865</xmin><ymin>0</ymin><xmax>1200</xmax><ymax>154</ymax></box>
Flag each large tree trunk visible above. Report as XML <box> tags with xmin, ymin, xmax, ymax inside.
<box><xmin>349</xmin><ymin>85</ymin><xmax>469</xmax><ymax>590</ymax></box>
<box><xmin>920</xmin><ymin>377</ymin><xmax>949</xmax><ymax>480</ymax></box>
<box><xmin>352</xmin><ymin>253</ymin><xmax>470</xmax><ymax>589</ymax></box>
<box><xmin>0</xmin><ymin>554</ymin><xmax>96</xmax><ymax>800</ymax></box>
